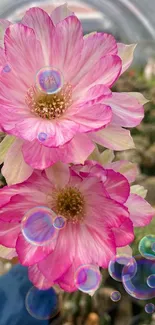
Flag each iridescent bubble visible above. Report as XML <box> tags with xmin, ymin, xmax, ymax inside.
<box><xmin>139</xmin><ymin>235</ymin><xmax>155</xmax><ymax>260</ymax></box>
<box><xmin>108</xmin><ymin>255</ymin><xmax>137</xmax><ymax>282</ymax></box>
<box><xmin>122</xmin><ymin>255</ymin><xmax>155</xmax><ymax>300</ymax></box>
<box><xmin>25</xmin><ymin>286</ymin><xmax>59</xmax><ymax>320</ymax></box>
<box><xmin>53</xmin><ymin>216</ymin><xmax>66</xmax><ymax>229</ymax></box>
<box><xmin>21</xmin><ymin>206</ymin><xmax>58</xmax><ymax>246</ymax></box>
<box><xmin>145</xmin><ymin>303</ymin><xmax>155</xmax><ymax>314</ymax></box>
<box><xmin>2</xmin><ymin>64</ymin><xmax>11</xmax><ymax>73</ymax></box>
<box><xmin>111</xmin><ymin>291</ymin><xmax>121</xmax><ymax>302</ymax></box>
<box><xmin>147</xmin><ymin>274</ymin><xmax>155</xmax><ymax>288</ymax></box>
<box><xmin>38</xmin><ymin>132</ymin><xmax>48</xmax><ymax>142</ymax></box>
<box><xmin>74</xmin><ymin>265</ymin><xmax>101</xmax><ymax>293</ymax></box>
<box><xmin>35</xmin><ymin>67</ymin><xmax>63</xmax><ymax>94</ymax></box>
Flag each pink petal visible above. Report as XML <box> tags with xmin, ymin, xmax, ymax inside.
<box><xmin>0</xmin><ymin>245</ymin><xmax>17</xmax><ymax>259</ymax></box>
<box><xmin>45</xmin><ymin>162</ymin><xmax>70</xmax><ymax>188</ymax></box>
<box><xmin>67</xmin><ymin>103</ymin><xmax>112</xmax><ymax>133</ymax></box>
<box><xmin>2</xmin><ymin>138</ymin><xmax>33</xmax><ymax>185</ymax></box>
<box><xmin>74</xmin><ymin>55</ymin><xmax>121</xmax><ymax>94</ymax></box>
<box><xmin>21</xmin><ymin>7</ymin><xmax>54</xmax><ymax>65</ymax></box>
<box><xmin>16</xmin><ymin>117</ymin><xmax>79</xmax><ymax>147</ymax></box>
<box><xmin>58</xmin><ymin>262</ymin><xmax>78</xmax><ymax>292</ymax></box>
<box><xmin>103</xmin><ymin>169</ymin><xmax>130</xmax><ymax>203</ymax></box>
<box><xmin>0</xmin><ymin>19</ymin><xmax>11</xmax><ymax>47</ymax></box>
<box><xmin>4</xmin><ymin>23</ymin><xmax>44</xmax><ymax>86</ymax></box>
<box><xmin>73</xmin><ymin>84</ymin><xmax>112</xmax><ymax>104</ymax></box>
<box><xmin>49</xmin><ymin>16</ymin><xmax>83</xmax><ymax>82</ymax></box>
<box><xmin>105</xmin><ymin>160</ymin><xmax>138</xmax><ymax>183</ymax></box>
<box><xmin>90</xmin><ymin>125</ymin><xmax>135</xmax><ymax>150</ymax></box>
<box><xmin>104</xmin><ymin>92</ymin><xmax>144</xmax><ymax>127</ymax></box>
<box><xmin>50</xmin><ymin>4</ymin><xmax>74</xmax><ymax>25</ymax></box>
<box><xmin>16</xmin><ymin>234</ymin><xmax>54</xmax><ymax>266</ymax></box>
<box><xmin>0</xmin><ymin>222</ymin><xmax>20</xmax><ymax>248</ymax></box>
<box><xmin>28</xmin><ymin>264</ymin><xmax>53</xmax><ymax>290</ymax></box>
<box><xmin>38</xmin><ymin>224</ymin><xmax>76</xmax><ymax>282</ymax></box>
<box><xmin>112</xmin><ymin>218</ymin><xmax>134</xmax><ymax>247</ymax></box>
<box><xmin>72</xmin><ymin>32</ymin><xmax>118</xmax><ymax>86</ymax></box>
<box><xmin>117</xmin><ymin>43</ymin><xmax>136</xmax><ymax>74</ymax></box>
<box><xmin>126</xmin><ymin>194</ymin><xmax>155</xmax><ymax>227</ymax></box>
<box><xmin>22</xmin><ymin>134</ymin><xmax>95</xmax><ymax>169</ymax></box>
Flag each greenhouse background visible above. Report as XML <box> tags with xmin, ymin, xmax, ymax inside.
<box><xmin>1</xmin><ymin>0</ymin><xmax>155</xmax><ymax>324</ymax></box>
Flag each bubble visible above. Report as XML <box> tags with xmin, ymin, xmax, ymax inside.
<box><xmin>122</xmin><ymin>255</ymin><xmax>155</xmax><ymax>300</ymax></box>
<box><xmin>145</xmin><ymin>303</ymin><xmax>155</xmax><ymax>314</ymax></box>
<box><xmin>38</xmin><ymin>132</ymin><xmax>48</xmax><ymax>142</ymax></box>
<box><xmin>108</xmin><ymin>255</ymin><xmax>137</xmax><ymax>282</ymax></box>
<box><xmin>53</xmin><ymin>216</ymin><xmax>66</xmax><ymax>229</ymax></box>
<box><xmin>147</xmin><ymin>275</ymin><xmax>155</xmax><ymax>288</ymax></box>
<box><xmin>74</xmin><ymin>265</ymin><xmax>101</xmax><ymax>293</ymax></box>
<box><xmin>21</xmin><ymin>206</ymin><xmax>58</xmax><ymax>246</ymax></box>
<box><xmin>111</xmin><ymin>291</ymin><xmax>121</xmax><ymax>302</ymax></box>
<box><xmin>2</xmin><ymin>64</ymin><xmax>11</xmax><ymax>73</ymax></box>
<box><xmin>25</xmin><ymin>286</ymin><xmax>59</xmax><ymax>320</ymax></box>
<box><xmin>35</xmin><ymin>67</ymin><xmax>63</xmax><ymax>94</ymax></box>
<box><xmin>139</xmin><ymin>235</ymin><xmax>155</xmax><ymax>260</ymax></box>
<box><xmin>152</xmin><ymin>242</ymin><xmax>155</xmax><ymax>253</ymax></box>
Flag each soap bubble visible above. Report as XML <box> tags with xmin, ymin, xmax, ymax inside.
<box><xmin>147</xmin><ymin>274</ymin><xmax>155</xmax><ymax>288</ymax></box>
<box><xmin>111</xmin><ymin>291</ymin><xmax>121</xmax><ymax>302</ymax></box>
<box><xmin>35</xmin><ymin>67</ymin><xmax>63</xmax><ymax>94</ymax></box>
<box><xmin>145</xmin><ymin>303</ymin><xmax>155</xmax><ymax>314</ymax></box>
<box><xmin>21</xmin><ymin>206</ymin><xmax>58</xmax><ymax>246</ymax></box>
<box><xmin>2</xmin><ymin>64</ymin><xmax>11</xmax><ymax>73</ymax></box>
<box><xmin>38</xmin><ymin>132</ymin><xmax>48</xmax><ymax>142</ymax></box>
<box><xmin>74</xmin><ymin>265</ymin><xmax>101</xmax><ymax>293</ymax></box>
<box><xmin>25</xmin><ymin>286</ymin><xmax>59</xmax><ymax>320</ymax></box>
<box><xmin>53</xmin><ymin>216</ymin><xmax>66</xmax><ymax>229</ymax></box>
<box><xmin>122</xmin><ymin>255</ymin><xmax>155</xmax><ymax>300</ymax></box>
<box><xmin>139</xmin><ymin>235</ymin><xmax>155</xmax><ymax>260</ymax></box>
<box><xmin>108</xmin><ymin>255</ymin><xmax>137</xmax><ymax>282</ymax></box>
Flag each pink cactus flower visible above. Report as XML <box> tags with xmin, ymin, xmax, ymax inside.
<box><xmin>0</xmin><ymin>161</ymin><xmax>153</xmax><ymax>292</ymax></box>
<box><xmin>0</xmin><ymin>4</ymin><xmax>147</xmax><ymax>185</ymax></box>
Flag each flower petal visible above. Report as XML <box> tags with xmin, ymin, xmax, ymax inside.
<box><xmin>118</xmin><ymin>43</ymin><xmax>136</xmax><ymax>74</ymax></box>
<box><xmin>21</xmin><ymin>7</ymin><xmax>54</xmax><ymax>65</ymax></box>
<box><xmin>104</xmin><ymin>92</ymin><xmax>144</xmax><ymax>127</ymax></box>
<box><xmin>103</xmin><ymin>169</ymin><xmax>130</xmax><ymax>203</ymax></box>
<box><xmin>16</xmin><ymin>234</ymin><xmax>54</xmax><ymax>266</ymax></box>
<box><xmin>73</xmin><ymin>84</ymin><xmax>112</xmax><ymax>104</ymax></box>
<box><xmin>126</xmin><ymin>194</ymin><xmax>155</xmax><ymax>227</ymax></box>
<box><xmin>130</xmin><ymin>185</ymin><xmax>147</xmax><ymax>198</ymax></box>
<box><xmin>67</xmin><ymin>103</ymin><xmax>112</xmax><ymax>133</ymax></box>
<box><xmin>4</xmin><ymin>23</ymin><xmax>44</xmax><ymax>86</ymax></box>
<box><xmin>28</xmin><ymin>264</ymin><xmax>53</xmax><ymax>289</ymax></box>
<box><xmin>50</xmin><ymin>3</ymin><xmax>74</xmax><ymax>25</ymax></box>
<box><xmin>90</xmin><ymin>125</ymin><xmax>135</xmax><ymax>150</ymax></box>
<box><xmin>128</xmin><ymin>92</ymin><xmax>149</xmax><ymax>105</ymax></box>
<box><xmin>0</xmin><ymin>245</ymin><xmax>17</xmax><ymax>259</ymax></box>
<box><xmin>45</xmin><ymin>162</ymin><xmax>70</xmax><ymax>188</ymax></box>
<box><xmin>0</xmin><ymin>222</ymin><xmax>20</xmax><ymax>248</ymax></box>
<box><xmin>99</xmin><ymin>149</ymin><xmax>115</xmax><ymax>165</ymax></box>
<box><xmin>0</xmin><ymin>135</ymin><xmax>15</xmax><ymax>164</ymax></box>
<box><xmin>74</xmin><ymin>55</ymin><xmax>121</xmax><ymax>94</ymax></box>
<box><xmin>112</xmin><ymin>218</ymin><xmax>134</xmax><ymax>247</ymax></box>
<box><xmin>38</xmin><ymin>224</ymin><xmax>75</xmax><ymax>282</ymax></box>
<box><xmin>104</xmin><ymin>160</ymin><xmax>138</xmax><ymax>183</ymax></box>
<box><xmin>117</xmin><ymin>245</ymin><xmax>132</xmax><ymax>257</ymax></box>
<box><xmin>2</xmin><ymin>138</ymin><xmax>33</xmax><ymax>185</ymax></box>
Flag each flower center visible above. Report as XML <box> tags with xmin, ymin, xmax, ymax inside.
<box><xmin>25</xmin><ymin>84</ymin><xmax>73</xmax><ymax>120</ymax></box>
<box><xmin>53</xmin><ymin>187</ymin><xmax>85</xmax><ymax>223</ymax></box>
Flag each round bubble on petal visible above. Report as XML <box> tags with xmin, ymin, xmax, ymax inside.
<box><xmin>74</xmin><ymin>265</ymin><xmax>101</xmax><ymax>294</ymax></box>
<box><xmin>35</xmin><ymin>67</ymin><xmax>63</xmax><ymax>94</ymax></box>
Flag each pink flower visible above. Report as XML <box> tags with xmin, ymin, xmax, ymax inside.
<box><xmin>0</xmin><ymin>4</ymin><xmax>146</xmax><ymax>185</ymax></box>
<box><xmin>0</xmin><ymin>160</ymin><xmax>153</xmax><ymax>292</ymax></box>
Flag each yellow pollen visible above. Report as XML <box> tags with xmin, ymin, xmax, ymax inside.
<box><xmin>25</xmin><ymin>84</ymin><xmax>73</xmax><ymax>120</ymax></box>
<box><xmin>51</xmin><ymin>187</ymin><xmax>85</xmax><ymax>223</ymax></box>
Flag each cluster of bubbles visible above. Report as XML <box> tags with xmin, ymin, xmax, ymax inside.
<box><xmin>108</xmin><ymin>234</ymin><xmax>155</xmax><ymax>314</ymax></box>
<box><xmin>35</xmin><ymin>66</ymin><xmax>64</xmax><ymax>144</ymax></box>
<box><xmin>21</xmin><ymin>206</ymin><xmax>66</xmax><ymax>246</ymax></box>
<box><xmin>25</xmin><ymin>286</ymin><xmax>59</xmax><ymax>320</ymax></box>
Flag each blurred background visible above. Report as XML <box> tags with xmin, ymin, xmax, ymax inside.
<box><xmin>1</xmin><ymin>0</ymin><xmax>155</xmax><ymax>324</ymax></box>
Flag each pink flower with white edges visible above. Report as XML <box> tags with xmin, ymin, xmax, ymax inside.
<box><xmin>0</xmin><ymin>4</ymin><xmax>147</xmax><ymax>185</ymax></box>
<box><xmin>0</xmin><ymin>160</ymin><xmax>153</xmax><ymax>292</ymax></box>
